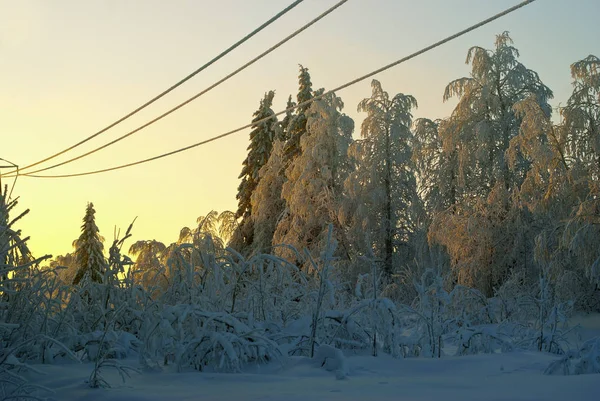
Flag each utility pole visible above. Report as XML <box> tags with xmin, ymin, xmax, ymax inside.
<box><xmin>0</xmin><ymin>159</ymin><xmax>19</xmax><ymax>293</ymax></box>
<box><xmin>0</xmin><ymin>158</ymin><xmax>19</xmax><ymax>201</ymax></box>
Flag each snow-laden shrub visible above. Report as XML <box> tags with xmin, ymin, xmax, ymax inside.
<box><xmin>395</xmin><ymin>268</ymin><xmax>524</xmax><ymax>358</ymax></box>
<box><xmin>88</xmin><ymin>358</ymin><xmax>139</xmax><ymax>389</ymax></box>
<box><xmin>323</xmin><ymin>308</ymin><xmax>370</xmax><ymax>351</ymax></box>
<box><xmin>397</xmin><ymin>269</ymin><xmax>453</xmax><ymax>358</ymax></box>
<box><xmin>322</xmin><ymin>296</ymin><xmax>403</xmax><ymax>357</ymax></box>
<box><xmin>529</xmin><ymin>263</ymin><xmax>575</xmax><ymax>354</ymax></box>
<box><xmin>86</xmin><ymin>314</ymin><xmax>140</xmax><ymax>389</ymax></box>
<box><xmin>69</xmin><ymin>225</ymin><xmax>145</xmax><ymax>340</ymax></box>
<box><xmin>141</xmin><ymin>305</ymin><xmax>281</xmax><ymax>372</ymax></box>
<box><xmin>0</xmin><ymin>267</ymin><xmax>80</xmax><ymax>366</ymax></box>
<box><xmin>313</xmin><ymin>344</ymin><xmax>348</xmax><ymax>379</ymax></box>
<box><xmin>453</xmin><ymin>324</ymin><xmax>514</xmax><ymax>356</ymax></box>
<box><xmin>494</xmin><ymin>270</ymin><xmax>538</xmax><ymax>322</ymax></box>
<box><xmin>275</xmin><ymin>227</ymin><xmax>341</xmax><ymax>358</ymax></box>
<box><xmin>222</xmin><ymin>249</ymin><xmax>309</xmax><ymax>326</ymax></box>
<box><xmin>489</xmin><ymin>263</ymin><xmax>576</xmax><ymax>355</ymax></box>
<box><xmin>311</xmin><ymin>253</ymin><xmax>406</xmax><ymax>358</ymax></box>
<box><xmin>141</xmin><ymin>237</ymin><xmax>314</xmax><ymax>363</ymax></box>
<box><xmin>286</xmin><ymin>293</ymin><xmax>407</xmax><ymax>359</ymax></box>
<box><xmin>545</xmin><ymin>337</ymin><xmax>600</xmax><ymax>375</ymax></box>
<box><xmin>306</xmin><ymin>230</ymin><xmax>337</xmax><ymax>358</ymax></box>
<box><xmin>0</xmin><ymin>366</ymin><xmax>53</xmax><ymax>400</ymax></box>
<box><xmin>440</xmin><ymin>285</ymin><xmax>510</xmax><ymax>356</ymax></box>
<box><xmin>159</xmin><ymin>239</ymin><xmax>310</xmax><ymax>322</ymax></box>
<box><xmin>448</xmin><ymin>285</ymin><xmax>500</xmax><ymax>326</ymax></box>
<box><xmin>76</xmin><ymin>330</ymin><xmax>141</xmax><ymax>361</ymax></box>
<box><xmin>551</xmin><ymin>269</ymin><xmax>600</xmax><ymax>313</ymax></box>
<box><xmin>336</xmin><ymin>266</ymin><xmax>492</xmax><ymax>359</ymax></box>
<box><xmin>0</xmin><ymin>189</ymin><xmax>71</xmax><ymax>399</ymax></box>
<box><xmin>178</xmin><ymin>328</ymin><xmax>277</xmax><ymax>372</ymax></box>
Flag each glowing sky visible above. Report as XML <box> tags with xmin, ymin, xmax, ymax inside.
<box><xmin>1</xmin><ymin>0</ymin><xmax>599</xmax><ymax>258</ymax></box>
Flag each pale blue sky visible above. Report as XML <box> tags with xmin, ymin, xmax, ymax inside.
<box><xmin>1</xmin><ymin>0</ymin><xmax>598</xmax><ymax>257</ymax></box>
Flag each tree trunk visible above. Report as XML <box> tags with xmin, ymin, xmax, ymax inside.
<box><xmin>383</xmin><ymin>126</ymin><xmax>394</xmax><ymax>279</ymax></box>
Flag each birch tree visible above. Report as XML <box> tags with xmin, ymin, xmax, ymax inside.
<box><xmin>344</xmin><ymin>80</ymin><xmax>418</xmax><ymax>279</ymax></box>
<box><xmin>440</xmin><ymin>32</ymin><xmax>553</xmax><ymax>196</ymax></box>
<box><xmin>428</xmin><ymin>33</ymin><xmax>553</xmax><ymax>295</ymax></box>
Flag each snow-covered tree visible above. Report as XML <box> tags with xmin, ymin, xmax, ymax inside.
<box><xmin>508</xmin><ymin>95</ymin><xmax>571</xmax><ymax>211</ymax></box>
<box><xmin>217</xmin><ymin>210</ymin><xmax>238</xmax><ymax>245</ymax></box>
<box><xmin>557</xmin><ymin>55</ymin><xmax>600</xmax><ymax>307</ymax></box>
<box><xmin>560</xmin><ymin>55</ymin><xmax>600</xmax><ymax>227</ymax></box>
<box><xmin>247</xmin><ymin>67</ymin><xmax>315</xmax><ymax>256</ymax></box>
<box><xmin>412</xmin><ymin>118</ymin><xmax>459</xmax><ymax>212</ymax></box>
<box><xmin>250</xmin><ymin>138</ymin><xmax>287</xmax><ymax>254</ymax></box>
<box><xmin>1</xmin><ymin>187</ymin><xmax>56</xmax><ymax>398</ymax></box>
<box><xmin>500</xmin><ymin>59</ymin><xmax>599</xmax><ymax>306</ymax></box>
<box><xmin>129</xmin><ymin>239</ymin><xmax>167</xmax><ymax>291</ymax></box>
<box><xmin>129</xmin><ymin>240</ymin><xmax>166</xmax><ymax>270</ymax></box>
<box><xmin>283</xmin><ymin>65</ymin><xmax>314</xmax><ymax>164</ymax></box>
<box><xmin>428</xmin><ymin>33</ymin><xmax>553</xmax><ymax>295</ymax></box>
<box><xmin>562</xmin><ymin>55</ymin><xmax>600</xmax><ymax>179</ymax></box>
<box><xmin>429</xmin><ymin>184</ymin><xmax>527</xmax><ymax>296</ymax></box>
<box><xmin>344</xmin><ymin>80</ymin><xmax>418</xmax><ymax>279</ymax></box>
<box><xmin>279</xmin><ymin>95</ymin><xmax>296</xmax><ymax>142</ymax></box>
<box><xmin>246</xmin><ymin>66</ymin><xmax>316</xmax><ymax>256</ymax></box>
<box><xmin>274</xmin><ymin>94</ymin><xmax>354</xmax><ymax>263</ymax></box>
<box><xmin>179</xmin><ymin>210</ymin><xmax>237</xmax><ymax>251</ymax></box>
<box><xmin>49</xmin><ymin>252</ymin><xmax>78</xmax><ymax>284</ymax></box>
<box><xmin>440</xmin><ymin>32</ymin><xmax>553</xmax><ymax>195</ymax></box>
<box><xmin>233</xmin><ymin>91</ymin><xmax>277</xmax><ymax>253</ymax></box>
<box><xmin>72</xmin><ymin>202</ymin><xmax>107</xmax><ymax>285</ymax></box>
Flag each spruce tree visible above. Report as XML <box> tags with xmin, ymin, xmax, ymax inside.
<box><xmin>72</xmin><ymin>202</ymin><xmax>107</xmax><ymax>285</ymax></box>
<box><xmin>250</xmin><ymin>139</ymin><xmax>287</xmax><ymax>254</ymax></box>
<box><xmin>233</xmin><ymin>91</ymin><xmax>277</xmax><ymax>252</ymax></box>
<box><xmin>247</xmin><ymin>66</ymin><xmax>315</xmax><ymax>256</ymax></box>
<box><xmin>278</xmin><ymin>95</ymin><xmax>296</xmax><ymax>142</ymax></box>
<box><xmin>283</xmin><ymin>65</ymin><xmax>313</xmax><ymax>164</ymax></box>
<box><xmin>274</xmin><ymin>93</ymin><xmax>354</xmax><ymax>263</ymax></box>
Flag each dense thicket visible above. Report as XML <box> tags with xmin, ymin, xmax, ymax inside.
<box><xmin>230</xmin><ymin>33</ymin><xmax>599</xmax><ymax>305</ymax></box>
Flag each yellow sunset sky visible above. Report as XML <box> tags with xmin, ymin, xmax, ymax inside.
<box><xmin>1</xmin><ymin>0</ymin><xmax>599</xmax><ymax>258</ymax></box>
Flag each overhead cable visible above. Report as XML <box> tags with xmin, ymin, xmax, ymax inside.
<box><xmin>12</xmin><ymin>0</ymin><xmax>307</xmax><ymax>175</ymax></box>
<box><xmin>20</xmin><ymin>0</ymin><xmax>537</xmax><ymax>179</ymax></box>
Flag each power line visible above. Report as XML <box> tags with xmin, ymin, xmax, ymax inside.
<box><xmin>19</xmin><ymin>0</ymin><xmax>536</xmax><ymax>179</ymax></box>
<box><xmin>12</xmin><ymin>0</ymin><xmax>306</xmax><ymax>176</ymax></box>
<box><xmin>13</xmin><ymin>0</ymin><xmax>348</xmax><ymax>178</ymax></box>
<box><xmin>18</xmin><ymin>0</ymin><xmax>537</xmax><ymax>180</ymax></box>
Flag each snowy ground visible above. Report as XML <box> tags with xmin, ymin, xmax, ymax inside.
<box><xmin>28</xmin><ymin>314</ymin><xmax>600</xmax><ymax>401</ymax></box>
